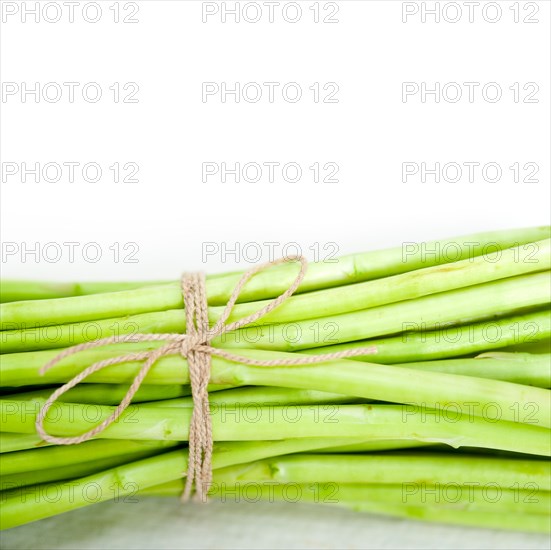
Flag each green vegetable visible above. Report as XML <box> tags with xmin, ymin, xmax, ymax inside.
<box><xmin>1</xmin><ymin>227</ymin><xmax>549</xmax><ymax>532</ymax></box>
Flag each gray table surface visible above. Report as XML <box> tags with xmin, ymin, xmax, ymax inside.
<box><xmin>2</xmin><ymin>498</ymin><xmax>549</xmax><ymax>550</ymax></box>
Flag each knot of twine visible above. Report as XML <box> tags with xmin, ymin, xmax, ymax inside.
<box><xmin>36</xmin><ymin>256</ymin><xmax>377</xmax><ymax>502</ymax></box>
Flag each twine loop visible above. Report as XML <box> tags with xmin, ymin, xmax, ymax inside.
<box><xmin>35</xmin><ymin>256</ymin><xmax>377</xmax><ymax>502</ymax></box>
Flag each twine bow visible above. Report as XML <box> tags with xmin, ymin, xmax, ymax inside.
<box><xmin>36</xmin><ymin>256</ymin><xmax>377</xmax><ymax>502</ymax></box>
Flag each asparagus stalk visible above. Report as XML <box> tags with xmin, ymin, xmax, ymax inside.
<box><xmin>4</xmin><ymin>384</ymin><xmax>192</xmax><ymax>405</ymax></box>
<box><xmin>341</xmin><ymin>501</ymin><xmax>550</xmax><ymax>533</ymax></box>
<box><xmin>4</xmin><ymin>227</ymin><xmax>549</xmax><ymax>304</ymax></box>
<box><xmin>2</xmin><ymin>228</ymin><xmax>548</xmax><ymax>328</ymax></box>
<box><xmin>1</xmin><ymin>228</ymin><xmax>549</xmax><ymax>534</ymax></box>
<box><xmin>3</xmin><ymin>342</ymin><xmax>549</xmax><ymax>427</ymax></box>
<box><xmin>1</xmin><ymin>386</ymin><xmax>363</xmax><ymax>415</ymax></box>
<box><xmin>2</xmin><ymin>400</ymin><xmax>550</xmax><ymax>455</ymax></box>
<box><xmin>304</xmin><ymin>310</ymin><xmax>551</xmax><ymax>363</ymax></box>
<box><xmin>2</xmin><ymin>309</ymin><xmax>548</xmax><ymax>387</ymax></box>
<box><xmin>220</xmin><ymin>272</ymin><xmax>551</xmax><ymax>352</ymax></box>
<box><xmin>2</xmin><ymin>270</ymin><xmax>549</xmax><ymax>354</ymax></box>
<box><xmin>1</xmin><ymin>447</ymin><xmax>180</xmax><ymax>489</ymax></box>
<box><xmin>146</xmin><ymin>483</ymin><xmax>551</xmax><ymax>533</ymax></box>
<box><xmin>209</xmin><ymin>452</ymin><xmax>551</xmax><ymax>490</ymax></box>
<box><xmin>137</xmin><ymin>386</ymin><xmax>364</xmax><ymax>408</ymax></box>
<box><xmin>209</xmin><ymin>483</ymin><xmax>551</xmax><ymax>531</ymax></box>
<box><xmin>0</xmin><ymin>439</ymin><xmax>177</xmax><ymax>476</ymax></box>
<box><xmin>144</xmin><ymin>479</ymin><xmax>550</xmax><ymax>519</ymax></box>
<box><xmin>0</xmin><ymin>437</ymin><xmax>438</xmax><ymax>528</ymax></box>
<box><xmin>3</xmin><ymin>445</ymin><xmax>549</xmax><ymax>530</ymax></box>
<box><xmin>0</xmin><ymin>280</ymin><xmax>165</xmax><ymax>304</ymax></box>
<box><xmin>0</xmin><ymin>432</ymin><xmax>436</xmax><ymax>456</ymax></box>
<box><xmin>398</xmin><ymin>353</ymin><xmax>551</xmax><ymax>388</ymax></box>
<box><xmin>499</xmin><ymin>340</ymin><xmax>551</xmax><ymax>354</ymax></box>
<box><xmin>3</xmin><ymin>383</ymin><xmax>237</xmax><ymax>406</ymax></box>
<box><xmin>0</xmin><ymin>437</ymin><xmax>431</xmax><ymax>475</ymax></box>
<box><xmin>0</xmin><ymin>432</ymin><xmax>50</xmax><ymax>453</ymax></box>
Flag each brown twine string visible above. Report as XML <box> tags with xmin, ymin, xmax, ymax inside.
<box><xmin>35</xmin><ymin>256</ymin><xmax>377</xmax><ymax>502</ymax></box>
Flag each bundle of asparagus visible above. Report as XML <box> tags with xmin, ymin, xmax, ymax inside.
<box><xmin>1</xmin><ymin>227</ymin><xmax>550</xmax><ymax>532</ymax></box>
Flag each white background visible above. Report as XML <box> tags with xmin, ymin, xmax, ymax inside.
<box><xmin>0</xmin><ymin>1</ymin><xmax>550</xmax><ymax>549</ymax></box>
